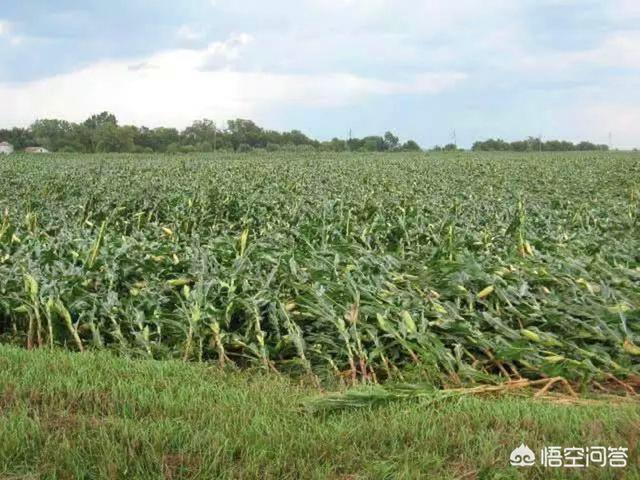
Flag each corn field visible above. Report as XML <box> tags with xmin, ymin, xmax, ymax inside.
<box><xmin>1</xmin><ymin>151</ymin><xmax>639</xmax><ymax>385</ymax></box>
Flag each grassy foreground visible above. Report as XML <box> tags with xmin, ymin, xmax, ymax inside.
<box><xmin>0</xmin><ymin>346</ymin><xmax>637</xmax><ymax>479</ymax></box>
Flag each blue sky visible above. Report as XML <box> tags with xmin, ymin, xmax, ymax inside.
<box><xmin>1</xmin><ymin>0</ymin><xmax>639</xmax><ymax>148</ymax></box>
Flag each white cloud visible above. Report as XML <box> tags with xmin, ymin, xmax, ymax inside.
<box><xmin>0</xmin><ymin>21</ymin><xmax>8</xmax><ymax>36</ymax></box>
<box><xmin>594</xmin><ymin>31</ymin><xmax>640</xmax><ymax>67</ymax></box>
<box><xmin>486</xmin><ymin>28</ymin><xmax>640</xmax><ymax>80</ymax></box>
<box><xmin>200</xmin><ymin>33</ymin><xmax>254</xmax><ymax>69</ymax></box>
<box><xmin>176</xmin><ymin>25</ymin><xmax>205</xmax><ymax>42</ymax></box>
<box><xmin>607</xmin><ymin>0</ymin><xmax>640</xmax><ymax>20</ymax></box>
<box><xmin>564</xmin><ymin>102</ymin><xmax>640</xmax><ymax>149</ymax></box>
<box><xmin>0</xmin><ymin>34</ymin><xmax>466</xmax><ymax>128</ymax></box>
<box><xmin>0</xmin><ymin>19</ymin><xmax>24</xmax><ymax>46</ymax></box>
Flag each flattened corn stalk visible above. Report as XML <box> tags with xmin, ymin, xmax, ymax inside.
<box><xmin>0</xmin><ymin>152</ymin><xmax>638</xmax><ymax>388</ymax></box>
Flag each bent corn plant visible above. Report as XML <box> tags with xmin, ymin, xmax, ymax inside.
<box><xmin>0</xmin><ymin>151</ymin><xmax>639</xmax><ymax>386</ymax></box>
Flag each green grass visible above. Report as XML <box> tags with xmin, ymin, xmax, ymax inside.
<box><xmin>0</xmin><ymin>345</ymin><xmax>637</xmax><ymax>479</ymax></box>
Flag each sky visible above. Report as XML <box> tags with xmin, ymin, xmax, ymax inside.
<box><xmin>0</xmin><ymin>0</ymin><xmax>639</xmax><ymax>148</ymax></box>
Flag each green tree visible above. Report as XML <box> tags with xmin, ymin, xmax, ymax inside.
<box><xmin>401</xmin><ymin>140</ymin><xmax>421</xmax><ymax>151</ymax></box>
<box><xmin>30</xmin><ymin>119</ymin><xmax>76</xmax><ymax>152</ymax></box>
<box><xmin>383</xmin><ymin>131</ymin><xmax>400</xmax><ymax>151</ymax></box>
<box><xmin>323</xmin><ymin>138</ymin><xmax>346</xmax><ymax>152</ymax></box>
<box><xmin>81</xmin><ymin>112</ymin><xmax>118</xmax><ymax>152</ymax></box>
<box><xmin>0</xmin><ymin>127</ymin><xmax>36</xmax><ymax>150</ymax></box>
<box><xmin>182</xmin><ymin>119</ymin><xmax>219</xmax><ymax>148</ymax></box>
<box><xmin>227</xmin><ymin>119</ymin><xmax>264</xmax><ymax>150</ymax></box>
<box><xmin>83</xmin><ymin>112</ymin><xmax>118</xmax><ymax>130</ymax></box>
<box><xmin>361</xmin><ymin>136</ymin><xmax>385</xmax><ymax>152</ymax></box>
<box><xmin>135</xmin><ymin>127</ymin><xmax>180</xmax><ymax>152</ymax></box>
<box><xmin>95</xmin><ymin>124</ymin><xmax>136</xmax><ymax>153</ymax></box>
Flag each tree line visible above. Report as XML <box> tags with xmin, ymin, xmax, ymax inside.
<box><xmin>0</xmin><ymin>113</ymin><xmax>421</xmax><ymax>154</ymax></box>
<box><xmin>1</xmin><ymin>113</ymin><xmax>613</xmax><ymax>153</ymax></box>
<box><xmin>471</xmin><ymin>137</ymin><xmax>609</xmax><ymax>152</ymax></box>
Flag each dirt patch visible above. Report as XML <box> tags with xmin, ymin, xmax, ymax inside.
<box><xmin>162</xmin><ymin>453</ymin><xmax>202</xmax><ymax>480</ymax></box>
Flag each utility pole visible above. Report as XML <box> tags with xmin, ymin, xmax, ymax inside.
<box><xmin>608</xmin><ymin>132</ymin><xmax>612</xmax><ymax>150</ymax></box>
<box><xmin>348</xmin><ymin>128</ymin><xmax>352</xmax><ymax>152</ymax></box>
<box><xmin>452</xmin><ymin>129</ymin><xmax>457</xmax><ymax>149</ymax></box>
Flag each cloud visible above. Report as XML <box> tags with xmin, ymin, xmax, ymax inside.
<box><xmin>200</xmin><ymin>33</ymin><xmax>254</xmax><ymax>70</ymax></box>
<box><xmin>176</xmin><ymin>25</ymin><xmax>205</xmax><ymax>43</ymax></box>
<box><xmin>0</xmin><ymin>34</ymin><xmax>467</xmax><ymax>128</ymax></box>
<box><xmin>0</xmin><ymin>19</ymin><xmax>22</xmax><ymax>46</ymax></box>
<box><xmin>607</xmin><ymin>0</ymin><xmax>640</xmax><ymax>20</ymax></box>
<box><xmin>564</xmin><ymin>102</ymin><xmax>640</xmax><ymax>149</ymax></box>
<box><xmin>512</xmin><ymin>29</ymin><xmax>640</xmax><ymax>74</ymax></box>
<box><xmin>0</xmin><ymin>20</ymin><xmax>10</xmax><ymax>36</ymax></box>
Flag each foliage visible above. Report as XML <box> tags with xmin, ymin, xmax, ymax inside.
<box><xmin>0</xmin><ymin>152</ymin><xmax>639</xmax><ymax>387</ymax></box>
<box><xmin>0</xmin><ymin>112</ymin><xmax>422</xmax><ymax>153</ymax></box>
<box><xmin>401</xmin><ymin>139</ymin><xmax>422</xmax><ymax>151</ymax></box>
<box><xmin>0</xmin><ymin>127</ymin><xmax>35</xmax><ymax>150</ymax></box>
<box><xmin>473</xmin><ymin>137</ymin><xmax>609</xmax><ymax>152</ymax></box>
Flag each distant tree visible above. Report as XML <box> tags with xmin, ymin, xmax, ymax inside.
<box><xmin>509</xmin><ymin>140</ymin><xmax>528</xmax><ymax>152</ymax></box>
<box><xmin>473</xmin><ymin>137</ymin><xmax>608</xmax><ymax>152</ymax></box>
<box><xmin>525</xmin><ymin>136</ymin><xmax>543</xmax><ymax>152</ymax></box>
<box><xmin>266</xmin><ymin>142</ymin><xmax>280</xmax><ymax>152</ymax></box>
<box><xmin>383</xmin><ymin>131</ymin><xmax>400</xmax><ymax>151</ymax></box>
<box><xmin>543</xmin><ymin>140</ymin><xmax>567</xmax><ymax>151</ymax></box>
<box><xmin>95</xmin><ymin>123</ymin><xmax>136</xmax><ymax>153</ymax></box>
<box><xmin>195</xmin><ymin>141</ymin><xmax>213</xmax><ymax>152</ymax></box>
<box><xmin>182</xmin><ymin>119</ymin><xmax>219</xmax><ymax>147</ymax></box>
<box><xmin>180</xmin><ymin>144</ymin><xmax>197</xmax><ymax>153</ymax></box>
<box><xmin>401</xmin><ymin>140</ymin><xmax>421</xmax><ymax>151</ymax></box>
<box><xmin>132</xmin><ymin>145</ymin><xmax>154</xmax><ymax>154</ymax></box>
<box><xmin>443</xmin><ymin>143</ymin><xmax>458</xmax><ymax>151</ymax></box>
<box><xmin>166</xmin><ymin>143</ymin><xmax>181</xmax><ymax>154</ymax></box>
<box><xmin>263</xmin><ymin>130</ymin><xmax>282</xmax><ymax>146</ymax></box>
<box><xmin>576</xmin><ymin>141</ymin><xmax>592</xmax><ymax>151</ymax></box>
<box><xmin>83</xmin><ymin>112</ymin><xmax>118</xmax><ymax>129</ymax></box>
<box><xmin>227</xmin><ymin>119</ymin><xmax>264</xmax><ymax>150</ymax></box>
<box><xmin>80</xmin><ymin>112</ymin><xmax>119</xmax><ymax>152</ymax></box>
<box><xmin>472</xmin><ymin>138</ymin><xmax>509</xmax><ymax>151</ymax></box>
<box><xmin>31</xmin><ymin>119</ymin><xmax>76</xmax><ymax>152</ymax></box>
<box><xmin>332</xmin><ymin>138</ymin><xmax>347</xmax><ymax>151</ymax></box>
<box><xmin>138</xmin><ymin>127</ymin><xmax>181</xmax><ymax>152</ymax></box>
<box><xmin>324</xmin><ymin>138</ymin><xmax>347</xmax><ymax>152</ymax></box>
<box><xmin>282</xmin><ymin>129</ymin><xmax>312</xmax><ymax>146</ymax></box>
<box><xmin>0</xmin><ymin>127</ymin><xmax>36</xmax><ymax>150</ymax></box>
<box><xmin>361</xmin><ymin>136</ymin><xmax>385</xmax><ymax>152</ymax></box>
<box><xmin>11</xmin><ymin>111</ymin><xmax>613</xmax><ymax>156</ymax></box>
<box><xmin>346</xmin><ymin>137</ymin><xmax>362</xmax><ymax>151</ymax></box>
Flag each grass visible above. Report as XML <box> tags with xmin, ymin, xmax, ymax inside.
<box><xmin>0</xmin><ymin>345</ymin><xmax>638</xmax><ymax>479</ymax></box>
